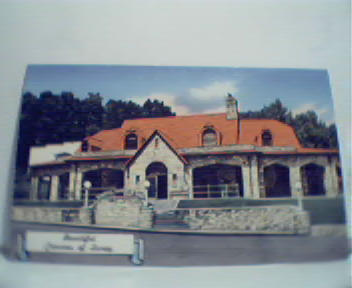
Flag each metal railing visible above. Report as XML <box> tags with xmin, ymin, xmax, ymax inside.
<box><xmin>193</xmin><ymin>184</ymin><xmax>240</xmax><ymax>198</ymax></box>
<box><xmin>169</xmin><ymin>184</ymin><xmax>241</xmax><ymax>199</ymax></box>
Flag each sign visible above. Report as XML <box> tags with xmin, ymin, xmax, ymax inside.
<box><xmin>25</xmin><ymin>231</ymin><xmax>135</xmax><ymax>255</ymax></box>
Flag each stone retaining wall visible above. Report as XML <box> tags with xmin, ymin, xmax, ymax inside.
<box><xmin>184</xmin><ymin>206</ymin><xmax>310</xmax><ymax>234</ymax></box>
<box><xmin>12</xmin><ymin>206</ymin><xmax>92</xmax><ymax>224</ymax></box>
<box><xmin>95</xmin><ymin>196</ymin><xmax>154</xmax><ymax>228</ymax></box>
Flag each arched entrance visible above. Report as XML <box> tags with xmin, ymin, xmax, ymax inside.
<box><xmin>301</xmin><ymin>163</ymin><xmax>325</xmax><ymax>196</ymax></box>
<box><xmin>192</xmin><ymin>164</ymin><xmax>243</xmax><ymax>198</ymax></box>
<box><xmin>146</xmin><ymin>162</ymin><xmax>168</xmax><ymax>199</ymax></box>
<box><xmin>264</xmin><ymin>164</ymin><xmax>291</xmax><ymax>197</ymax></box>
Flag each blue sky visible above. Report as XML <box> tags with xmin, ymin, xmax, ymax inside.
<box><xmin>23</xmin><ymin>65</ymin><xmax>335</xmax><ymax>124</ymax></box>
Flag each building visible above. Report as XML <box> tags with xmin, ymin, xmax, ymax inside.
<box><xmin>29</xmin><ymin>95</ymin><xmax>342</xmax><ymax>202</ymax></box>
<box><xmin>29</xmin><ymin>141</ymin><xmax>81</xmax><ymax>166</ymax></box>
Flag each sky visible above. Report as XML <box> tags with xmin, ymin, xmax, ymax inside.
<box><xmin>23</xmin><ymin>65</ymin><xmax>335</xmax><ymax>124</ymax></box>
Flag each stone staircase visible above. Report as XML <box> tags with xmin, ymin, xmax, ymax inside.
<box><xmin>148</xmin><ymin>200</ymin><xmax>189</xmax><ymax>229</ymax></box>
<box><xmin>148</xmin><ymin>200</ymin><xmax>179</xmax><ymax>214</ymax></box>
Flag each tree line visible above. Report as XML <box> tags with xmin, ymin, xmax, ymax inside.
<box><xmin>17</xmin><ymin>91</ymin><xmax>175</xmax><ymax>170</ymax></box>
<box><xmin>240</xmin><ymin>99</ymin><xmax>338</xmax><ymax>149</ymax></box>
<box><xmin>17</xmin><ymin>91</ymin><xmax>338</xmax><ymax>172</ymax></box>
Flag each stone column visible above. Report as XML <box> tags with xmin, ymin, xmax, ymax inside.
<box><xmin>74</xmin><ymin>170</ymin><xmax>83</xmax><ymax>200</ymax></box>
<box><xmin>124</xmin><ymin>169</ymin><xmax>131</xmax><ymax>196</ymax></box>
<box><xmin>188</xmin><ymin>168</ymin><xmax>193</xmax><ymax>199</ymax></box>
<box><xmin>290</xmin><ymin>166</ymin><xmax>303</xmax><ymax>198</ymax></box>
<box><xmin>250</xmin><ymin>156</ymin><xmax>260</xmax><ymax>198</ymax></box>
<box><xmin>325</xmin><ymin>160</ymin><xmax>339</xmax><ymax>197</ymax></box>
<box><xmin>50</xmin><ymin>175</ymin><xmax>59</xmax><ymax>201</ymax></box>
<box><xmin>242</xmin><ymin>165</ymin><xmax>251</xmax><ymax>198</ymax></box>
<box><xmin>30</xmin><ymin>176</ymin><xmax>39</xmax><ymax>200</ymax></box>
<box><xmin>68</xmin><ymin>170</ymin><xmax>76</xmax><ymax>200</ymax></box>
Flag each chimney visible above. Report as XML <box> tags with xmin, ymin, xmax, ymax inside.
<box><xmin>226</xmin><ymin>93</ymin><xmax>239</xmax><ymax>120</ymax></box>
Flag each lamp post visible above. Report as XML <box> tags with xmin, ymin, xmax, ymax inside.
<box><xmin>83</xmin><ymin>180</ymin><xmax>92</xmax><ymax>208</ymax></box>
<box><xmin>143</xmin><ymin>180</ymin><xmax>150</xmax><ymax>205</ymax></box>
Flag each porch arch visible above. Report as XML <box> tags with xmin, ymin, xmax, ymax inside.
<box><xmin>38</xmin><ymin>175</ymin><xmax>51</xmax><ymax>200</ymax></box>
<box><xmin>58</xmin><ymin>172</ymin><xmax>70</xmax><ymax>200</ymax></box>
<box><xmin>264</xmin><ymin>164</ymin><xmax>291</xmax><ymax>197</ymax></box>
<box><xmin>82</xmin><ymin>168</ymin><xmax>124</xmax><ymax>198</ymax></box>
<box><xmin>301</xmin><ymin>163</ymin><xmax>325</xmax><ymax>196</ymax></box>
<box><xmin>192</xmin><ymin>164</ymin><xmax>243</xmax><ymax>198</ymax></box>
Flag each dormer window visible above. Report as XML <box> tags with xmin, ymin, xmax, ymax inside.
<box><xmin>81</xmin><ymin>140</ymin><xmax>89</xmax><ymax>152</ymax></box>
<box><xmin>125</xmin><ymin>133</ymin><xmax>138</xmax><ymax>150</ymax></box>
<box><xmin>202</xmin><ymin>128</ymin><xmax>217</xmax><ymax>146</ymax></box>
<box><xmin>91</xmin><ymin>145</ymin><xmax>101</xmax><ymax>152</ymax></box>
<box><xmin>262</xmin><ymin>130</ymin><xmax>273</xmax><ymax>146</ymax></box>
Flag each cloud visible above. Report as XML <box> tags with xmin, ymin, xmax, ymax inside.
<box><xmin>189</xmin><ymin>81</ymin><xmax>238</xmax><ymax>101</ymax></box>
<box><xmin>130</xmin><ymin>93</ymin><xmax>192</xmax><ymax>115</ymax></box>
<box><xmin>130</xmin><ymin>81</ymin><xmax>239</xmax><ymax>116</ymax></box>
<box><xmin>292</xmin><ymin>103</ymin><xmax>328</xmax><ymax>117</ymax></box>
<box><xmin>292</xmin><ymin>103</ymin><xmax>333</xmax><ymax>124</ymax></box>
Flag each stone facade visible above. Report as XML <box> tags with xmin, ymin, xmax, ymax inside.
<box><xmin>29</xmin><ymin>148</ymin><xmax>342</xmax><ymax>202</ymax></box>
<box><xmin>126</xmin><ymin>134</ymin><xmax>186</xmax><ymax>199</ymax></box>
<box><xmin>184</xmin><ymin>206</ymin><xmax>310</xmax><ymax>234</ymax></box>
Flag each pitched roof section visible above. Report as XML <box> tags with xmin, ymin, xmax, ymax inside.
<box><xmin>126</xmin><ymin>130</ymin><xmax>188</xmax><ymax>168</ymax></box>
<box><xmin>86</xmin><ymin>113</ymin><xmax>303</xmax><ymax>151</ymax></box>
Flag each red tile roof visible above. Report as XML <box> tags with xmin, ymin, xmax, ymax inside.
<box><xmin>86</xmin><ymin>113</ymin><xmax>304</xmax><ymax>151</ymax></box>
<box><xmin>237</xmin><ymin>119</ymin><xmax>302</xmax><ymax>147</ymax></box>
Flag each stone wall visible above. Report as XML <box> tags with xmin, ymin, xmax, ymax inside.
<box><xmin>95</xmin><ymin>196</ymin><xmax>154</xmax><ymax>228</ymax></box>
<box><xmin>13</xmin><ymin>196</ymin><xmax>153</xmax><ymax>228</ymax></box>
<box><xmin>184</xmin><ymin>206</ymin><xmax>310</xmax><ymax>234</ymax></box>
<box><xmin>12</xmin><ymin>206</ymin><xmax>92</xmax><ymax>224</ymax></box>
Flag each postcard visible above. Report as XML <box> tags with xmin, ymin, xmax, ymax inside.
<box><xmin>7</xmin><ymin>65</ymin><xmax>349</xmax><ymax>266</ymax></box>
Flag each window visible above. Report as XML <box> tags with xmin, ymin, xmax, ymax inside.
<box><xmin>91</xmin><ymin>145</ymin><xmax>101</xmax><ymax>152</ymax></box>
<box><xmin>202</xmin><ymin>128</ymin><xmax>217</xmax><ymax>146</ymax></box>
<box><xmin>125</xmin><ymin>133</ymin><xmax>138</xmax><ymax>150</ymax></box>
<box><xmin>262</xmin><ymin>130</ymin><xmax>273</xmax><ymax>146</ymax></box>
<box><xmin>135</xmin><ymin>175</ymin><xmax>140</xmax><ymax>184</ymax></box>
<box><xmin>81</xmin><ymin>140</ymin><xmax>89</xmax><ymax>152</ymax></box>
<box><xmin>172</xmin><ymin>174</ymin><xmax>178</xmax><ymax>186</ymax></box>
<box><xmin>154</xmin><ymin>138</ymin><xmax>159</xmax><ymax>149</ymax></box>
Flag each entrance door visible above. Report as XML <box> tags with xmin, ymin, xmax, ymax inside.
<box><xmin>146</xmin><ymin>162</ymin><xmax>168</xmax><ymax>199</ymax></box>
<box><xmin>157</xmin><ymin>174</ymin><xmax>167</xmax><ymax>199</ymax></box>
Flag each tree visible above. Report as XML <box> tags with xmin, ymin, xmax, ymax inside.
<box><xmin>103</xmin><ymin>98</ymin><xmax>175</xmax><ymax>129</ymax></box>
<box><xmin>240</xmin><ymin>99</ymin><xmax>337</xmax><ymax>149</ymax></box>
<box><xmin>16</xmin><ymin>92</ymin><xmax>40</xmax><ymax>170</ymax></box>
<box><xmin>142</xmin><ymin>99</ymin><xmax>175</xmax><ymax>118</ymax></box>
<box><xmin>81</xmin><ymin>93</ymin><xmax>104</xmax><ymax>136</ymax></box>
<box><xmin>292</xmin><ymin>111</ymin><xmax>336</xmax><ymax>148</ymax></box>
